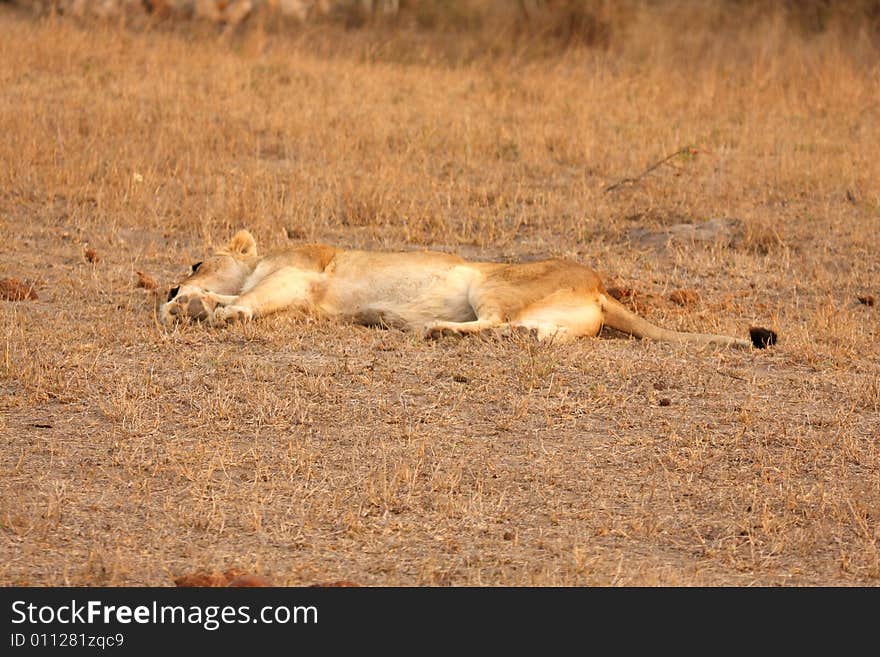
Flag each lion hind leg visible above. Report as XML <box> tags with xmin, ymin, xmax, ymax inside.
<box><xmin>508</xmin><ymin>321</ymin><xmax>571</xmax><ymax>342</ymax></box>
<box><xmin>511</xmin><ymin>294</ymin><xmax>604</xmax><ymax>342</ymax></box>
<box><xmin>423</xmin><ymin>318</ymin><xmax>506</xmax><ymax>339</ymax></box>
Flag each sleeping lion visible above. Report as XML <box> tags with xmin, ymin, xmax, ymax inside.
<box><xmin>162</xmin><ymin>230</ymin><xmax>776</xmax><ymax>349</ymax></box>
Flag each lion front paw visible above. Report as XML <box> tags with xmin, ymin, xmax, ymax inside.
<box><xmin>162</xmin><ymin>293</ymin><xmax>217</xmax><ymax>324</ymax></box>
<box><xmin>212</xmin><ymin>305</ymin><xmax>254</xmax><ymax>326</ymax></box>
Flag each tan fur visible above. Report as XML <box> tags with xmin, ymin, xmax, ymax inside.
<box><xmin>162</xmin><ymin>230</ymin><xmax>753</xmax><ymax>348</ymax></box>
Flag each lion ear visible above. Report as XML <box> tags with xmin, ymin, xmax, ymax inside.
<box><xmin>226</xmin><ymin>230</ymin><xmax>257</xmax><ymax>257</ymax></box>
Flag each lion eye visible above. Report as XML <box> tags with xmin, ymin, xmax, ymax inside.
<box><xmin>167</xmin><ymin>286</ymin><xmax>180</xmax><ymax>302</ymax></box>
<box><xmin>191</xmin><ymin>261</ymin><xmax>203</xmax><ymax>273</ymax></box>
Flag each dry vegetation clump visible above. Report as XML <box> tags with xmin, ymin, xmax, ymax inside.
<box><xmin>0</xmin><ymin>278</ymin><xmax>39</xmax><ymax>301</ymax></box>
<box><xmin>134</xmin><ymin>270</ymin><xmax>159</xmax><ymax>290</ymax></box>
<box><xmin>0</xmin><ymin>2</ymin><xmax>878</xmax><ymax>585</ymax></box>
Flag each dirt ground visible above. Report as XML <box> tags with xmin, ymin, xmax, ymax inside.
<box><xmin>0</xmin><ymin>7</ymin><xmax>878</xmax><ymax>586</ymax></box>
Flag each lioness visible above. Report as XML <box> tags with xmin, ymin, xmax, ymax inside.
<box><xmin>162</xmin><ymin>230</ymin><xmax>776</xmax><ymax>349</ymax></box>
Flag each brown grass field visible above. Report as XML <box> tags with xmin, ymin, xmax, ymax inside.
<box><xmin>1</xmin><ymin>4</ymin><xmax>878</xmax><ymax>586</ymax></box>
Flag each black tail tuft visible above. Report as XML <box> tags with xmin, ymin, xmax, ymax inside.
<box><xmin>749</xmin><ymin>326</ymin><xmax>778</xmax><ymax>349</ymax></box>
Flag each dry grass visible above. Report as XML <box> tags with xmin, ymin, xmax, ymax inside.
<box><xmin>0</xmin><ymin>5</ymin><xmax>878</xmax><ymax>586</ymax></box>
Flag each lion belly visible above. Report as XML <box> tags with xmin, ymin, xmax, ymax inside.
<box><xmin>320</xmin><ymin>253</ymin><xmax>481</xmax><ymax>328</ymax></box>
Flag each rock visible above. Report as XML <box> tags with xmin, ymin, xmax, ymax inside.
<box><xmin>629</xmin><ymin>217</ymin><xmax>741</xmax><ymax>250</ymax></box>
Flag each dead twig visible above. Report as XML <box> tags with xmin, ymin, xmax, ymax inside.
<box><xmin>603</xmin><ymin>145</ymin><xmax>696</xmax><ymax>193</ymax></box>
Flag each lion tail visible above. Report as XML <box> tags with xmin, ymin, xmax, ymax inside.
<box><xmin>599</xmin><ymin>294</ymin><xmax>776</xmax><ymax>349</ymax></box>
